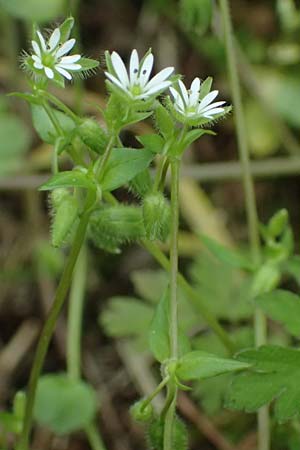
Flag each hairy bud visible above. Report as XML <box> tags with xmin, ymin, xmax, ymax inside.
<box><xmin>78</xmin><ymin>118</ymin><xmax>109</xmax><ymax>154</ymax></box>
<box><xmin>50</xmin><ymin>189</ymin><xmax>79</xmax><ymax>248</ymax></box>
<box><xmin>130</xmin><ymin>399</ymin><xmax>153</xmax><ymax>423</ymax></box>
<box><xmin>143</xmin><ymin>192</ymin><xmax>171</xmax><ymax>241</ymax></box>
<box><xmin>147</xmin><ymin>417</ymin><xmax>188</xmax><ymax>450</ymax></box>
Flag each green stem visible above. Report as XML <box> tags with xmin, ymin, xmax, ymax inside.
<box><xmin>169</xmin><ymin>159</ymin><xmax>180</xmax><ymax>359</ymax></box>
<box><xmin>95</xmin><ymin>135</ymin><xmax>115</xmax><ymax>180</ymax></box>
<box><xmin>142</xmin><ymin>239</ymin><xmax>235</xmax><ymax>354</ymax></box>
<box><xmin>163</xmin><ymin>158</ymin><xmax>180</xmax><ymax>450</ymax></box>
<box><xmin>143</xmin><ymin>376</ymin><xmax>170</xmax><ymax>409</ymax></box>
<box><xmin>67</xmin><ymin>247</ymin><xmax>107</xmax><ymax>450</ymax></box>
<box><xmin>67</xmin><ymin>246</ymin><xmax>87</xmax><ymax>380</ymax></box>
<box><xmin>218</xmin><ymin>1</ymin><xmax>269</xmax><ymax>449</ymax></box>
<box><xmin>17</xmin><ymin>200</ymin><xmax>93</xmax><ymax>450</ymax></box>
<box><xmin>42</xmin><ymin>100</ymin><xmax>64</xmax><ymax>137</ymax></box>
<box><xmin>42</xmin><ymin>91</ymin><xmax>81</xmax><ymax>123</ymax></box>
<box><xmin>85</xmin><ymin>423</ymin><xmax>106</xmax><ymax>450</ymax></box>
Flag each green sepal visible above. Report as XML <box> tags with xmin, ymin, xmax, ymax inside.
<box><xmin>199</xmin><ymin>76</ymin><xmax>213</xmax><ymax>99</ymax></box>
<box><xmin>79</xmin><ymin>57</ymin><xmax>99</xmax><ymax>71</ymax></box>
<box><xmin>59</xmin><ymin>17</ymin><xmax>74</xmax><ymax>42</ymax></box>
<box><xmin>154</xmin><ymin>103</ymin><xmax>175</xmax><ymax>140</ymax></box>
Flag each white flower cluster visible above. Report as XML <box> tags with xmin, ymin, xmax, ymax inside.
<box><xmin>105</xmin><ymin>50</ymin><xmax>226</xmax><ymax>120</ymax></box>
<box><xmin>31</xmin><ymin>27</ymin><xmax>82</xmax><ymax>80</ymax></box>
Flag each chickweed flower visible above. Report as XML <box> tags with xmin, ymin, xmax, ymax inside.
<box><xmin>30</xmin><ymin>28</ymin><xmax>81</xmax><ymax>80</ymax></box>
<box><xmin>169</xmin><ymin>77</ymin><xmax>226</xmax><ymax>122</ymax></box>
<box><xmin>23</xmin><ymin>18</ymin><xmax>99</xmax><ymax>86</ymax></box>
<box><xmin>105</xmin><ymin>49</ymin><xmax>174</xmax><ymax>101</ymax></box>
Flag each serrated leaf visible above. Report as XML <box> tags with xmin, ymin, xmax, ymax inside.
<box><xmin>31</xmin><ymin>105</ymin><xmax>75</xmax><ymax>144</ymax></box>
<box><xmin>148</xmin><ymin>288</ymin><xmax>170</xmax><ymax>362</ymax></box>
<box><xmin>176</xmin><ymin>351</ymin><xmax>250</xmax><ymax>381</ymax></box>
<box><xmin>34</xmin><ymin>374</ymin><xmax>96</xmax><ymax>434</ymax></box>
<box><xmin>136</xmin><ymin>134</ymin><xmax>165</xmax><ymax>153</ymax></box>
<box><xmin>256</xmin><ymin>290</ymin><xmax>300</xmax><ymax>336</ymax></box>
<box><xmin>226</xmin><ymin>345</ymin><xmax>300</xmax><ymax>422</ymax></box>
<box><xmin>101</xmin><ymin>148</ymin><xmax>154</xmax><ymax>191</ymax></box>
<box><xmin>39</xmin><ymin>170</ymin><xmax>95</xmax><ymax>191</ymax></box>
<box><xmin>200</xmin><ymin>234</ymin><xmax>255</xmax><ymax>271</ymax></box>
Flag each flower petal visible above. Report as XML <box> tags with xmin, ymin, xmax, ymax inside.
<box><xmin>199</xmin><ymin>90</ymin><xmax>219</xmax><ymax>109</ymax></box>
<box><xmin>32</xmin><ymin>40</ymin><xmax>41</xmax><ymax>57</ymax></box>
<box><xmin>56</xmin><ymin>38</ymin><xmax>76</xmax><ymax>58</ymax></box>
<box><xmin>170</xmin><ymin>87</ymin><xmax>185</xmax><ymax>111</ymax></box>
<box><xmin>144</xmin><ymin>66</ymin><xmax>174</xmax><ymax>90</ymax></box>
<box><xmin>189</xmin><ymin>77</ymin><xmax>201</xmax><ymax>105</ymax></box>
<box><xmin>111</xmin><ymin>51</ymin><xmax>129</xmax><ymax>87</ymax></box>
<box><xmin>44</xmin><ymin>67</ymin><xmax>54</xmax><ymax>79</ymax></box>
<box><xmin>202</xmin><ymin>107</ymin><xmax>225</xmax><ymax>117</ymax></box>
<box><xmin>129</xmin><ymin>49</ymin><xmax>139</xmax><ymax>84</ymax></box>
<box><xmin>200</xmin><ymin>100</ymin><xmax>226</xmax><ymax>111</ymax></box>
<box><xmin>60</xmin><ymin>54</ymin><xmax>81</xmax><ymax>64</ymax></box>
<box><xmin>33</xmin><ymin>61</ymin><xmax>43</xmax><ymax>69</ymax></box>
<box><xmin>139</xmin><ymin>53</ymin><xmax>154</xmax><ymax>87</ymax></box>
<box><xmin>105</xmin><ymin>71</ymin><xmax>130</xmax><ymax>93</ymax></box>
<box><xmin>178</xmin><ymin>80</ymin><xmax>189</xmax><ymax>106</ymax></box>
<box><xmin>49</xmin><ymin>28</ymin><xmax>61</xmax><ymax>51</ymax></box>
<box><xmin>37</xmin><ymin>31</ymin><xmax>47</xmax><ymax>52</ymax></box>
<box><xmin>136</xmin><ymin>80</ymin><xmax>171</xmax><ymax>99</ymax></box>
<box><xmin>58</xmin><ymin>63</ymin><xmax>81</xmax><ymax>70</ymax></box>
<box><xmin>56</xmin><ymin>66</ymin><xmax>72</xmax><ymax>80</ymax></box>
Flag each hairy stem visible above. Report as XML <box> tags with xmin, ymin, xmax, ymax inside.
<box><xmin>17</xmin><ymin>199</ymin><xmax>93</xmax><ymax>450</ymax></box>
<box><xmin>163</xmin><ymin>158</ymin><xmax>180</xmax><ymax>450</ymax></box>
<box><xmin>218</xmin><ymin>0</ymin><xmax>269</xmax><ymax>449</ymax></box>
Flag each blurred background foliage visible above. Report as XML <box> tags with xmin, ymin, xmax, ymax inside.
<box><xmin>1</xmin><ymin>1</ymin><xmax>300</xmax><ymax>449</ymax></box>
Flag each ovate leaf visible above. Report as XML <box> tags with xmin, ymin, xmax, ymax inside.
<box><xmin>256</xmin><ymin>290</ymin><xmax>300</xmax><ymax>336</ymax></box>
<box><xmin>176</xmin><ymin>351</ymin><xmax>250</xmax><ymax>381</ymax></box>
<box><xmin>39</xmin><ymin>170</ymin><xmax>95</xmax><ymax>191</ymax></box>
<box><xmin>31</xmin><ymin>105</ymin><xmax>75</xmax><ymax>144</ymax></box>
<box><xmin>101</xmin><ymin>148</ymin><xmax>154</xmax><ymax>191</ymax></box>
<box><xmin>148</xmin><ymin>288</ymin><xmax>170</xmax><ymax>362</ymax></box>
<box><xmin>34</xmin><ymin>374</ymin><xmax>97</xmax><ymax>434</ymax></box>
<box><xmin>226</xmin><ymin>345</ymin><xmax>300</xmax><ymax>422</ymax></box>
<box><xmin>137</xmin><ymin>134</ymin><xmax>165</xmax><ymax>153</ymax></box>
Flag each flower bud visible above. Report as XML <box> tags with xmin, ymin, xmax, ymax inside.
<box><xmin>267</xmin><ymin>209</ymin><xmax>289</xmax><ymax>239</ymax></box>
<box><xmin>251</xmin><ymin>263</ymin><xmax>281</xmax><ymax>298</ymax></box>
<box><xmin>143</xmin><ymin>192</ymin><xmax>171</xmax><ymax>241</ymax></box>
<box><xmin>50</xmin><ymin>189</ymin><xmax>79</xmax><ymax>248</ymax></box>
<box><xmin>78</xmin><ymin>119</ymin><xmax>109</xmax><ymax>155</ymax></box>
<box><xmin>130</xmin><ymin>399</ymin><xmax>153</xmax><ymax>423</ymax></box>
<box><xmin>129</xmin><ymin>169</ymin><xmax>152</xmax><ymax>198</ymax></box>
<box><xmin>89</xmin><ymin>205</ymin><xmax>145</xmax><ymax>252</ymax></box>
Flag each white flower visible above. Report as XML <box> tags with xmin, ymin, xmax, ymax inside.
<box><xmin>170</xmin><ymin>77</ymin><xmax>226</xmax><ymax>120</ymax></box>
<box><xmin>105</xmin><ymin>49</ymin><xmax>174</xmax><ymax>100</ymax></box>
<box><xmin>31</xmin><ymin>27</ymin><xmax>82</xmax><ymax>80</ymax></box>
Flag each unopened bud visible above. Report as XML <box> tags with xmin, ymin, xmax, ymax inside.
<box><xmin>50</xmin><ymin>189</ymin><xmax>79</xmax><ymax>248</ymax></box>
<box><xmin>78</xmin><ymin>118</ymin><xmax>109</xmax><ymax>155</ymax></box>
<box><xmin>267</xmin><ymin>209</ymin><xmax>289</xmax><ymax>239</ymax></box>
<box><xmin>130</xmin><ymin>399</ymin><xmax>153</xmax><ymax>423</ymax></box>
<box><xmin>251</xmin><ymin>263</ymin><xmax>281</xmax><ymax>298</ymax></box>
<box><xmin>143</xmin><ymin>192</ymin><xmax>171</xmax><ymax>241</ymax></box>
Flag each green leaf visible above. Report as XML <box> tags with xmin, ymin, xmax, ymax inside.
<box><xmin>283</xmin><ymin>256</ymin><xmax>300</xmax><ymax>286</ymax></box>
<box><xmin>256</xmin><ymin>290</ymin><xmax>300</xmax><ymax>336</ymax></box>
<box><xmin>0</xmin><ymin>412</ymin><xmax>21</xmax><ymax>434</ymax></box>
<box><xmin>0</xmin><ymin>113</ymin><xmax>31</xmax><ymax>175</ymax></box>
<box><xmin>176</xmin><ymin>351</ymin><xmax>250</xmax><ymax>381</ymax></box>
<box><xmin>100</xmin><ymin>297</ymin><xmax>153</xmax><ymax>338</ymax></box>
<box><xmin>148</xmin><ymin>288</ymin><xmax>170</xmax><ymax>362</ymax></box>
<box><xmin>226</xmin><ymin>345</ymin><xmax>300</xmax><ymax>422</ymax></box>
<box><xmin>180</xmin><ymin>0</ymin><xmax>213</xmax><ymax>36</ymax></box>
<box><xmin>39</xmin><ymin>170</ymin><xmax>95</xmax><ymax>191</ymax></box>
<box><xmin>182</xmin><ymin>128</ymin><xmax>215</xmax><ymax>149</ymax></box>
<box><xmin>101</xmin><ymin>148</ymin><xmax>154</xmax><ymax>191</ymax></box>
<box><xmin>59</xmin><ymin>17</ymin><xmax>74</xmax><ymax>42</ymax></box>
<box><xmin>136</xmin><ymin>134</ymin><xmax>165</xmax><ymax>153</ymax></box>
<box><xmin>200</xmin><ymin>234</ymin><xmax>255</xmax><ymax>271</ymax></box>
<box><xmin>0</xmin><ymin>0</ymin><xmax>65</xmax><ymax>22</ymax></box>
<box><xmin>154</xmin><ymin>103</ymin><xmax>174</xmax><ymax>140</ymax></box>
<box><xmin>31</xmin><ymin>105</ymin><xmax>75</xmax><ymax>144</ymax></box>
<box><xmin>34</xmin><ymin>374</ymin><xmax>97</xmax><ymax>434</ymax></box>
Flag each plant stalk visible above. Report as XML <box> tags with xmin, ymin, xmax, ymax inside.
<box><xmin>218</xmin><ymin>0</ymin><xmax>269</xmax><ymax>449</ymax></box>
<box><xmin>163</xmin><ymin>158</ymin><xmax>180</xmax><ymax>450</ymax></box>
<box><xmin>17</xmin><ymin>203</ymin><xmax>92</xmax><ymax>450</ymax></box>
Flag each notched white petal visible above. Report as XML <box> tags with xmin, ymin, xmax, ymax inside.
<box><xmin>145</xmin><ymin>66</ymin><xmax>174</xmax><ymax>90</ymax></box>
<box><xmin>44</xmin><ymin>67</ymin><xmax>54</xmax><ymax>79</ymax></box>
<box><xmin>32</xmin><ymin>40</ymin><xmax>41</xmax><ymax>57</ymax></box>
<box><xmin>129</xmin><ymin>49</ymin><xmax>139</xmax><ymax>83</ymax></box>
<box><xmin>49</xmin><ymin>28</ymin><xmax>61</xmax><ymax>51</ymax></box>
<box><xmin>139</xmin><ymin>53</ymin><xmax>154</xmax><ymax>87</ymax></box>
<box><xmin>37</xmin><ymin>31</ymin><xmax>47</xmax><ymax>51</ymax></box>
<box><xmin>111</xmin><ymin>51</ymin><xmax>129</xmax><ymax>86</ymax></box>
<box><xmin>56</xmin><ymin>66</ymin><xmax>72</xmax><ymax>80</ymax></box>
<box><xmin>56</xmin><ymin>38</ymin><xmax>76</xmax><ymax>58</ymax></box>
<box><xmin>199</xmin><ymin>90</ymin><xmax>219</xmax><ymax>109</ymax></box>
